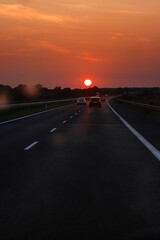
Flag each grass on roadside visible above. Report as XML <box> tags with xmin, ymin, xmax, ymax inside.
<box><xmin>116</xmin><ymin>99</ymin><xmax>160</xmax><ymax>120</ymax></box>
<box><xmin>0</xmin><ymin>101</ymin><xmax>74</xmax><ymax>123</ymax></box>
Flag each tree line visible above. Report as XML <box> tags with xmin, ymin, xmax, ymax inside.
<box><xmin>0</xmin><ymin>83</ymin><xmax>159</xmax><ymax>103</ymax></box>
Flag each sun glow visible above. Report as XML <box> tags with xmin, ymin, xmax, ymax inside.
<box><xmin>84</xmin><ymin>79</ymin><xmax>92</xmax><ymax>87</ymax></box>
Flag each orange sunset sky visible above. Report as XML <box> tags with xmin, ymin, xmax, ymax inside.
<box><xmin>0</xmin><ymin>0</ymin><xmax>160</xmax><ymax>88</ymax></box>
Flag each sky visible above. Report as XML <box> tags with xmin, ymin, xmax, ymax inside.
<box><xmin>0</xmin><ymin>0</ymin><xmax>160</xmax><ymax>88</ymax></box>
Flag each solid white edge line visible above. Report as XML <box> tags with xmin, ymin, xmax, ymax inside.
<box><xmin>0</xmin><ymin>103</ymin><xmax>75</xmax><ymax>126</ymax></box>
<box><xmin>24</xmin><ymin>141</ymin><xmax>38</xmax><ymax>151</ymax></box>
<box><xmin>50</xmin><ymin>127</ymin><xmax>57</xmax><ymax>133</ymax></box>
<box><xmin>62</xmin><ymin>120</ymin><xmax>67</xmax><ymax>124</ymax></box>
<box><xmin>107</xmin><ymin>100</ymin><xmax>160</xmax><ymax>161</ymax></box>
<box><xmin>70</xmin><ymin>116</ymin><xmax>73</xmax><ymax>118</ymax></box>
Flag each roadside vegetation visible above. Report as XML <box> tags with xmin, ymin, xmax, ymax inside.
<box><xmin>0</xmin><ymin>101</ymin><xmax>73</xmax><ymax>123</ymax></box>
<box><xmin>120</xmin><ymin>88</ymin><xmax>160</xmax><ymax>105</ymax></box>
<box><xmin>117</xmin><ymin>88</ymin><xmax>160</xmax><ymax>120</ymax></box>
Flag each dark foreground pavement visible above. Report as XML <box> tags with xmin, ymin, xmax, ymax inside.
<box><xmin>1</xmin><ymin>100</ymin><xmax>160</xmax><ymax>240</ymax></box>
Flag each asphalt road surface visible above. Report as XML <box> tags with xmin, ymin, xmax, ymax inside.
<box><xmin>1</xmin><ymin>99</ymin><xmax>160</xmax><ymax>240</ymax></box>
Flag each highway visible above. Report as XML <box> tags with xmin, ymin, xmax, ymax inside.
<box><xmin>1</xmin><ymin>98</ymin><xmax>160</xmax><ymax>240</ymax></box>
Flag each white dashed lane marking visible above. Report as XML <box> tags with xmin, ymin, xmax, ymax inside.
<box><xmin>24</xmin><ymin>141</ymin><xmax>38</xmax><ymax>151</ymax></box>
<box><xmin>50</xmin><ymin>128</ymin><xmax>57</xmax><ymax>133</ymax></box>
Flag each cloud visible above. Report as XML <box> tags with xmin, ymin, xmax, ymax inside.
<box><xmin>110</xmin><ymin>32</ymin><xmax>124</xmax><ymax>40</ymax></box>
<box><xmin>109</xmin><ymin>10</ymin><xmax>148</xmax><ymax>15</ymax></box>
<box><xmin>139</xmin><ymin>37</ymin><xmax>151</xmax><ymax>42</ymax></box>
<box><xmin>0</xmin><ymin>4</ymin><xmax>63</xmax><ymax>23</ymax></box>
<box><xmin>17</xmin><ymin>0</ymin><xmax>31</xmax><ymax>4</ymax></box>
<box><xmin>29</xmin><ymin>40</ymin><xmax>71</xmax><ymax>53</ymax></box>
<box><xmin>58</xmin><ymin>3</ymin><xmax>90</xmax><ymax>9</ymax></box>
<box><xmin>57</xmin><ymin>2</ymin><xmax>148</xmax><ymax>15</ymax></box>
<box><xmin>112</xmin><ymin>33</ymin><xmax>124</xmax><ymax>36</ymax></box>
<box><xmin>79</xmin><ymin>56</ymin><xmax>111</xmax><ymax>63</ymax></box>
<box><xmin>111</xmin><ymin>36</ymin><xmax>117</xmax><ymax>40</ymax></box>
<box><xmin>0</xmin><ymin>40</ymin><xmax>71</xmax><ymax>56</ymax></box>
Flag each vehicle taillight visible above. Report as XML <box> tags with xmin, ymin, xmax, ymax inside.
<box><xmin>98</xmin><ymin>100</ymin><xmax>101</xmax><ymax>102</ymax></box>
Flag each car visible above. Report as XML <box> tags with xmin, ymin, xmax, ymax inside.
<box><xmin>89</xmin><ymin>97</ymin><xmax>101</xmax><ymax>108</ymax></box>
<box><xmin>77</xmin><ymin>97</ymin><xmax>86</xmax><ymax>105</ymax></box>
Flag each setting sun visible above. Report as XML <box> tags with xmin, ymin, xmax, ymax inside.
<box><xmin>84</xmin><ymin>79</ymin><xmax>92</xmax><ymax>87</ymax></box>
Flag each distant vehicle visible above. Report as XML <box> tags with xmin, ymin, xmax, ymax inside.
<box><xmin>100</xmin><ymin>96</ymin><xmax>105</xmax><ymax>102</ymax></box>
<box><xmin>77</xmin><ymin>97</ymin><xmax>86</xmax><ymax>105</ymax></box>
<box><xmin>89</xmin><ymin>97</ymin><xmax>101</xmax><ymax>108</ymax></box>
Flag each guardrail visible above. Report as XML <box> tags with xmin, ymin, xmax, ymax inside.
<box><xmin>0</xmin><ymin>98</ymin><xmax>77</xmax><ymax>110</ymax></box>
<box><xmin>117</xmin><ymin>98</ymin><xmax>160</xmax><ymax>111</ymax></box>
